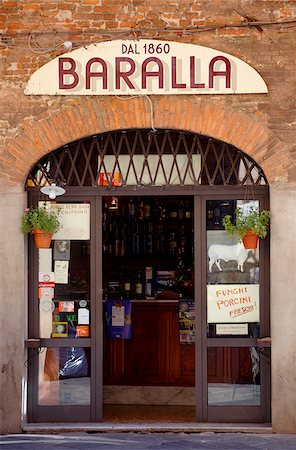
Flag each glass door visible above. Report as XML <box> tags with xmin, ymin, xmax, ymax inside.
<box><xmin>27</xmin><ymin>198</ymin><xmax>102</xmax><ymax>422</ymax></box>
<box><xmin>203</xmin><ymin>196</ymin><xmax>270</xmax><ymax>422</ymax></box>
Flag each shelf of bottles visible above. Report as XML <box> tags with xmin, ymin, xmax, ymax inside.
<box><xmin>102</xmin><ymin>196</ymin><xmax>194</xmax><ymax>301</ymax></box>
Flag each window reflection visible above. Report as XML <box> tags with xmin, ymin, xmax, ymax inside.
<box><xmin>38</xmin><ymin>346</ymin><xmax>91</xmax><ymax>405</ymax></box>
<box><xmin>208</xmin><ymin>347</ymin><xmax>260</xmax><ymax>406</ymax></box>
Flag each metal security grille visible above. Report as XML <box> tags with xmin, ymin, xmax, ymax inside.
<box><xmin>27</xmin><ymin>129</ymin><xmax>267</xmax><ymax>187</ymax></box>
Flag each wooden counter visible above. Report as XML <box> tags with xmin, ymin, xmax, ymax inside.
<box><xmin>103</xmin><ymin>300</ymin><xmax>195</xmax><ymax>386</ymax></box>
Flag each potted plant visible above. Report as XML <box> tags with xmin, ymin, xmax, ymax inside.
<box><xmin>21</xmin><ymin>205</ymin><xmax>61</xmax><ymax>248</ymax></box>
<box><xmin>222</xmin><ymin>207</ymin><xmax>271</xmax><ymax>249</ymax></box>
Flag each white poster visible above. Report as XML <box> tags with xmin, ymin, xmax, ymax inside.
<box><xmin>48</xmin><ymin>203</ymin><xmax>90</xmax><ymax>240</ymax></box>
<box><xmin>111</xmin><ymin>305</ymin><xmax>125</xmax><ymax>327</ymax></box>
<box><xmin>54</xmin><ymin>260</ymin><xmax>69</xmax><ymax>284</ymax></box>
<box><xmin>207</xmin><ymin>284</ymin><xmax>259</xmax><ymax>323</ymax></box>
<box><xmin>78</xmin><ymin>308</ymin><xmax>89</xmax><ymax>325</ymax></box>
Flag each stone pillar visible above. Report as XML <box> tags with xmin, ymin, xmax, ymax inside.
<box><xmin>270</xmin><ymin>186</ymin><xmax>296</xmax><ymax>433</ymax></box>
<box><xmin>0</xmin><ymin>188</ymin><xmax>26</xmax><ymax>433</ymax></box>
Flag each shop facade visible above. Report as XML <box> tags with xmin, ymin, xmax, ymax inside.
<box><xmin>0</xmin><ymin>1</ymin><xmax>296</xmax><ymax>434</ymax></box>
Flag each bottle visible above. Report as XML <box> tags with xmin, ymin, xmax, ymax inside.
<box><xmin>178</xmin><ymin>200</ymin><xmax>185</xmax><ymax>220</ymax></box>
<box><xmin>185</xmin><ymin>201</ymin><xmax>191</xmax><ymax>220</ymax></box>
<box><xmin>121</xmin><ymin>228</ymin><xmax>126</xmax><ymax>256</ymax></box>
<box><xmin>159</xmin><ymin>223</ymin><xmax>165</xmax><ymax>254</ymax></box>
<box><xmin>145</xmin><ymin>266</ymin><xmax>153</xmax><ymax>298</ymax></box>
<box><xmin>144</xmin><ymin>201</ymin><xmax>151</xmax><ymax>219</ymax></box>
<box><xmin>124</xmin><ymin>280</ymin><xmax>131</xmax><ymax>299</ymax></box>
<box><xmin>169</xmin><ymin>205</ymin><xmax>178</xmax><ymax>220</ymax></box>
<box><xmin>147</xmin><ymin>222</ymin><xmax>153</xmax><ymax>254</ymax></box>
<box><xmin>128</xmin><ymin>198</ymin><xmax>136</xmax><ymax>220</ymax></box>
<box><xmin>135</xmin><ymin>270</ymin><xmax>143</xmax><ymax>300</ymax></box>
<box><xmin>169</xmin><ymin>232</ymin><xmax>177</xmax><ymax>255</ymax></box>
<box><xmin>133</xmin><ymin>223</ymin><xmax>140</xmax><ymax>254</ymax></box>
<box><xmin>138</xmin><ymin>200</ymin><xmax>144</xmax><ymax>221</ymax></box>
<box><xmin>179</xmin><ymin>225</ymin><xmax>186</xmax><ymax>254</ymax></box>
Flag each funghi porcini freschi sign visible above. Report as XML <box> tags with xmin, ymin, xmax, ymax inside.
<box><xmin>25</xmin><ymin>39</ymin><xmax>268</xmax><ymax>96</ymax></box>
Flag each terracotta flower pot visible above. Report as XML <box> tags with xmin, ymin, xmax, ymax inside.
<box><xmin>33</xmin><ymin>229</ymin><xmax>53</xmax><ymax>248</ymax></box>
<box><xmin>242</xmin><ymin>230</ymin><xmax>259</xmax><ymax>249</ymax></box>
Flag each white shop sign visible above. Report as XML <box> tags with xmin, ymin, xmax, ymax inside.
<box><xmin>25</xmin><ymin>39</ymin><xmax>268</xmax><ymax>96</ymax></box>
<box><xmin>44</xmin><ymin>203</ymin><xmax>90</xmax><ymax>240</ymax></box>
<box><xmin>207</xmin><ymin>284</ymin><xmax>259</xmax><ymax>323</ymax></box>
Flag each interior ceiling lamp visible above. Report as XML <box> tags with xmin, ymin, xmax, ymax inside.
<box><xmin>109</xmin><ymin>197</ymin><xmax>118</xmax><ymax>210</ymax></box>
<box><xmin>40</xmin><ymin>183</ymin><xmax>66</xmax><ymax>200</ymax></box>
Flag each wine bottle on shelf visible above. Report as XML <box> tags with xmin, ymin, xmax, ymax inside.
<box><xmin>169</xmin><ymin>232</ymin><xmax>177</xmax><ymax>255</ymax></box>
<box><xmin>133</xmin><ymin>223</ymin><xmax>140</xmax><ymax>254</ymax></box>
<box><xmin>138</xmin><ymin>200</ymin><xmax>144</xmax><ymax>221</ymax></box>
<box><xmin>185</xmin><ymin>202</ymin><xmax>191</xmax><ymax>220</ymax></box>
<box><xmin>144</xmin><ymin>201</ymin><xmax>151</xmax><ymax>219</ymax></box>
<box><xmin>124</xmin><ymin>279</ymin><xmax>131</xmax><ymax>300</ymax></box>
<box><xmin>178</xmin><ymin>200</ymin><xmax>185</xmax><ymax>220</ymax></box>
<box><xmin>108</xmin><ymin>222</ymin><xmax>114</xmax><ymax>255</ymax></box>
<box><xmin>179</xmin><ymin>225</ymin><xmax>187</xmax><ymax>254</ymax></box>
<box><xmin>115</xmin><ymin>229</ymin><xmax>120</xmax><ymax>257</ymax></box>
<box><xmin>159</xmin><ymin>223</ymin><xmax>165</xmax><ymax>254</ymax></box>
<box><xmin>147</xmin><ymin>222</ymin><xmax>153</xmax><ymax>254</ymax></box>
<box><xmin>128</xmin><ymin>198</ymin><xmax>136</xmax><ymax>220</ymax></box>
<box><xmin>169</xmin><ymin>205</ymin><xmax>178</xmax><ymax>220</ymax></box>
<box><xmin>145</xmin><ymin>266</ymin><xmax>153</xmax><ymax>299</ymax></box>
<box><xmin>135</xmin><ymin>270</ymin><xmax>143</xmax><ymax>300</ymax></box>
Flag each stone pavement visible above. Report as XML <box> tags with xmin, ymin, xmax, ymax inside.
<box><xmin>1</xmin><ymin>432</ymin><xmax>296</xmax><ymax>449</ymax></box>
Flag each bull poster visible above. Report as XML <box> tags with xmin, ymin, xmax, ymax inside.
<box><xmin>207</xmin><ymin>230</ymin><xmax>259</xmax><ymax>285</ymax></box>
<box><xmin>207</xmin><ymin>284</ymin><xmax>259</xmax><ymax>323</ymax></box>
<box><xmin>105</xmin><ymin>300</ymin><xmax>132</xmax><ymax>339</ymax></box>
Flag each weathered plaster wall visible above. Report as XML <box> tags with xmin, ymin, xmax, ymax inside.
<box><xmin>270</xmin><ymin>187</ymin><xmax>296</xmax><ymax>434</ymax></box>
<box><xmin>0</xmin><ymin>192</ymin><xmax>26</xmax><ymax>434</ymax></box>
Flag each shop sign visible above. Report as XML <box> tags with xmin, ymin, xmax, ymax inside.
<box><xmin>207</xmin><ymin>284</ymin><xmax>259</xmax><ymax>323</ymax></box>
<box><xmin>45</xmin><ymin>203</ymin><xmax>90</xmax><ymax>240</ymax></box>
<box><xmin>25</xmin><ymin>39</ymin><xmax>268</xmax><ymax>96</ymax></box>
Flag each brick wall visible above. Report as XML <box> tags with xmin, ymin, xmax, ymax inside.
<box><xmin>0</xmin><ymin>0</ymin><xmax>295</xmax><ymax>187</ymax></box>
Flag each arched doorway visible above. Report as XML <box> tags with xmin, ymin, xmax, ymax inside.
<box><xmin>26</xmin><ymin>129</ymin><xmax>270</xmax><ymax>423</ymax></box>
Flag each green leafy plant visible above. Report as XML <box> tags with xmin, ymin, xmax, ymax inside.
<box><xmin>21</xmin><ymin>206</ymin><xmax>61</xmax><ymax>235</ymax></box>
<box><xmin>222</xmin><ymin>207</ymin><xmax>271</xmax><ymax>239</ymax></box>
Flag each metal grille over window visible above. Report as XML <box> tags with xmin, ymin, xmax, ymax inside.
<box><xmin>27</xmin><ymin>130</ymin><xmax>267</xmax><ymax>188</ymax></box>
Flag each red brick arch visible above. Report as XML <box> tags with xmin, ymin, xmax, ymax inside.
<box><xmin>2</xmin><ymin>96</ymin><xmax>292</xmax><ymax>188</ymax></box>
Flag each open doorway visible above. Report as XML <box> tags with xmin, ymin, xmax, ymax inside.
<box><xmin>102</xmin><ymin>195</ymin><xmax>196</xmax><ymax>423</ymax></box>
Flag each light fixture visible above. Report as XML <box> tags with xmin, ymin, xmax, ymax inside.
<box><xmin>40</xmin><ymin>183</ymin><xmax>66</xmax><ymax>200</ymax></box>
<box><xmin>63</xmin><ymin>40</ymin><xmax>73</xmax><ymax>51</ymax></box>
<box><xmin>109</xmin><ymin>197</ymin><xmax>118</xmax><ymax>210</ymax></box>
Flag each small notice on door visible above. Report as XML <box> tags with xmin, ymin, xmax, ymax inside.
<box><xmin>111</xmin><ymin>305</ymin><xmax>125</xmax><ymax>327</ymax></box>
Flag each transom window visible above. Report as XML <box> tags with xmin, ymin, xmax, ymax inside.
<box><xmin>27</xmin><ymin>129</ymin><xmax>267</xmax><ymax>188</ymax></box>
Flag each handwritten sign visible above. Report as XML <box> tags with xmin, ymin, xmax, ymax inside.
<box><xmin>207</xmin><ymin>284</ymin><xmax>259</xmax><ymax>323</ymax></box>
